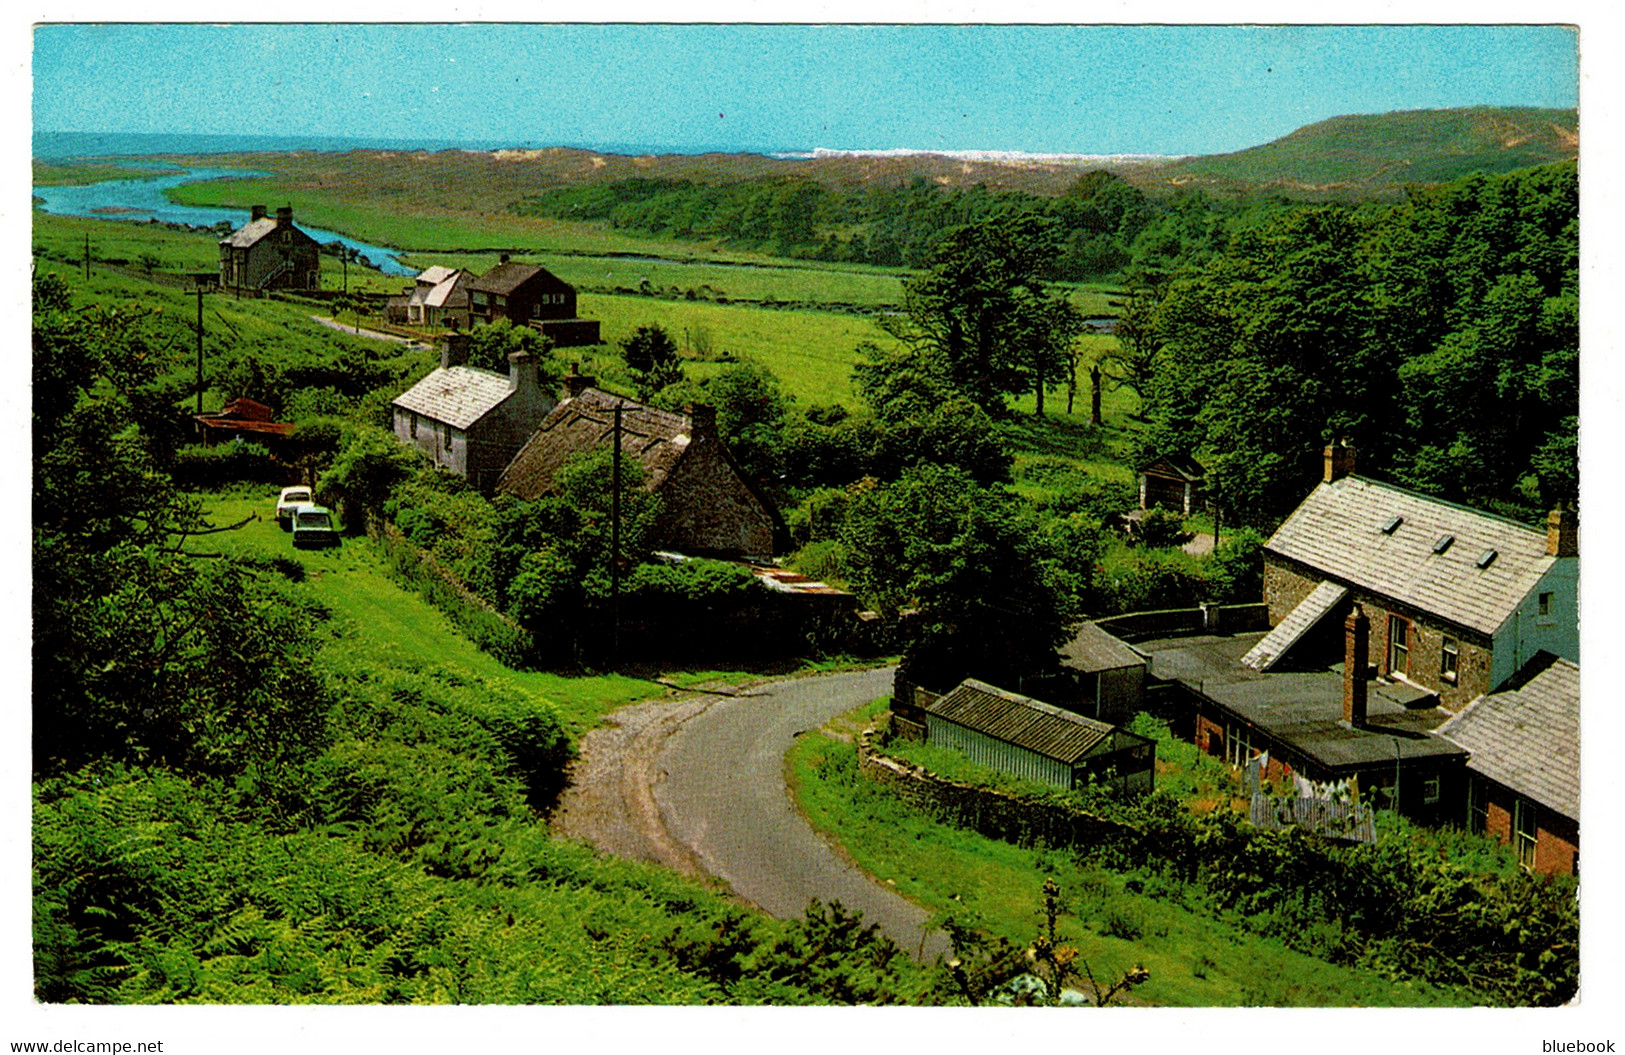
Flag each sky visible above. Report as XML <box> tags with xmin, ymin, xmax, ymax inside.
<box><xmin>30</xmin><ymin>23</ymin><xmax>1579</xmax><ymax>156</ymax></box>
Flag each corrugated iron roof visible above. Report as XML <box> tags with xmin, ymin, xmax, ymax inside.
<box><xmin>392</xmin><ymin>366</ymin><xmax>515</xmax><ymax>430</ymax></box>
<box><xmin>1060</xmin><ymin>622</ymin><xmax>1144</xmax><ymax>673</ymax></box>
<box><xmin>926</xmin><ymin>679</ymin><xmax>1115</xmax><ymax>764</ymax></box>
<box><xmin>1435</xmin><ymin>654</ymin><xmax>1578</xmax><ymax>820</ymax></box>
<box><xmin>498</xmin><ymin>388</ymin><xmax>691</xmax><ymax>499</ymax></box>
<box><xmin>1266</xmin><ymin>477</ymin><xmax>1557</xmax><ymax>636</ymax></box>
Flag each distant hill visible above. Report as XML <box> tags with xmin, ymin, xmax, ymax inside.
<box><xmin>1150</xmin><ymin>107</ymin><xmax>1577</xmax><ymax>198</ymax></box>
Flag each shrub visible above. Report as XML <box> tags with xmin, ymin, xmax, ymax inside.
<box><xmin>170</xmin><ymin>441</ymin><xmax>276</xmax><ymax>488</ymax></box>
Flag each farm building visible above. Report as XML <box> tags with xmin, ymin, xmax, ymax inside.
<box><xmin>218</xmin><ymin>206</ymin><xmax>321</xmax><ymax>292</ymax></box>
<box><xmin>192</xmin><ymin>396</ymin><xmax>294</xmax><ymax>445</ymax></box>
<box><xmin>1138</xmin><ymin>453</ymin><xmax>1205</xmax><ymax>515</ymax></box>
<box><xmin>1249</xmin><ymin>441</ymin><xmax>1578</xmax><ymax>712</ymax></box>
<box><xmin>391</xmin><ymin>332</ymin><xmax>558</xmax><ymax>493</ymax></box>
<box><xmin>1435</xmin><ymin>653</ymin><xmax>1579</xmax><ymax>875</ymax></box>
<box><xmin>920</xmin><ymin>679</ymin><xmax>1154</xmax><ymax>795</ymax></box>
<box><xmin>467</xmin><ymin>257</ymin><xmax>600</xmax><ymax>346</ymax></box>
<box><xmin>1055</xmin><ymin>622</ymin><xmax>1146</xmax><ymax>724</ymax></box>
<box><xmin>497</xmin><ymin>374</ymin><xmax>781</xmax><ymax>557</ymax></box>
<box><xmin>406</xmin><ymin>266</ymin><xmax>471</xmax><ymax>328</ymax></box>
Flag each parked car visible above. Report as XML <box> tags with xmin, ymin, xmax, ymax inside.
<box><xmin>291</xmin><ymin>504</ymin><xmax>341</xmax><ymax>549</ymax></box>
<box><xmin>276</xmin><ymin>486</ymin><xmax>314</xmax><ymax>530</ymax></box>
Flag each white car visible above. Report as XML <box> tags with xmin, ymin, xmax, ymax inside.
<box><xmin>276</xmin><ymin>486</ymin><xmax>314</xmax><ymax>530</ymax></box>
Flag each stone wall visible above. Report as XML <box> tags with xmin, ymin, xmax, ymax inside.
<box><xmin>856</xmin><ymin>723</ymin><xmax>1133</xmax><ymax>850</ymax></box>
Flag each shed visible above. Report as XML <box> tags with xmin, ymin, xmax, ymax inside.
<box><xmin>1058</xmin><ymin>622</ymin><xmax>1147</xmax><ymax>724</ymax></box>
<box><xmin>924</xmin><ymin>679</ymin><xmax>1154</xmax><ymax>794</ymax></box>
<box><xmin>1138</xmin><ymin>453</ymin><xmax>1205</xmax><ymax>514</ymax></box>
<box><xmin>193</xmin><ymin>396</ymin><xmax>294</xmax><ymax>444</ymax></box>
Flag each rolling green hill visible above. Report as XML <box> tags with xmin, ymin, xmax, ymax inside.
<box><xmin>1154</xmin><ymin>106</ymin><xmax>1577</xmax><ymax>198</ymax></box>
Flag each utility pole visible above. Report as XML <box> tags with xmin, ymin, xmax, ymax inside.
<box><xmin>195</xmin><ymin>283</ymin><xmax>206</xmax><ymax>415</ymax></box>
<box><xmin>611</xmin><ymin>402</ymin><xmax>623</xmax><ymax>660</ymax></box>
<box><xmin>83</xmin><ymin>233</ymin><xmax>90</xmax><ymax>282</ymax></box>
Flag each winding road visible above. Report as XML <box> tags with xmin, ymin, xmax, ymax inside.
<box><xmin>553</xmin><ymin>666</ymin><xmax>951</xmax><ymax>961</ymax></box>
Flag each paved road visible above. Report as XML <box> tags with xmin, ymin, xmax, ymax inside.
<box><xmin>654</xmin><ymin>667</ymin><xmax>951</xmax><ymax>961</ymax></box>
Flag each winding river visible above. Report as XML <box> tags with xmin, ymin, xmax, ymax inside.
<box><xmin>32</xmin><ymin>163</ymin><xmax>416</xmax><ymax>277</ymax></box>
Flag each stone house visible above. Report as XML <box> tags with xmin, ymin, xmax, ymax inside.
<box><xmin>496</xmin><ymin>375</ymin><xmax>780</xmax><ymax>558</ymax></box>
<box><xmin>1248</xmin><ymin>441</ymin><xmax>1578</xmax><ymax>713</ymax></box>
<box><xmin>1435</xmin><ymin>653</ymin><xmax>1579</xmax><ymax>875</ymax></box>
<box><xmin>218</xmin><ymin>206</ymin><xmax>321</xmax><ymax>292</ymax></box>
<box><xmin>467</xmin><ymin>257</ymin><xmax>601</xmax><ymax>347</ymax></box>
<box><xmin>391</xmin><ymin>333</ymin><xmax>558</xmax><ymax>493</ymax></box>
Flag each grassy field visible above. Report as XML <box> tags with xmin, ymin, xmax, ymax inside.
<box><xmin>786</xmin><ymin>703</ymin><xmax>1473</xmax><ymax>1007</ymax></box>
<box><xmin>191</xmin><ymin>488</ymin><xmax>665</xmax><ymax>739</ymax></box>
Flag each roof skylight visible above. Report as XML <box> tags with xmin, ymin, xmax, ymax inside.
<box><xmin>1477</xmin><ymin>549</ymin><xmax>1498</xmax><ymax>569</ymax></box>
<box><xmin>1381</xmin><ymin>515</ymin><xmax>1403</xmax><ymax>534</ymax></box>
<box><xmin>1432</xmin><ymin>535</ymin><xmax>1455</xmax><ymax>555</ymax></box>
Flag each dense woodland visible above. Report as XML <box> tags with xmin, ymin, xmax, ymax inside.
<box><xmin>31</xmin><ymin>145</ymin><xmax>1580</xmax><ymax>1004</ymax></box>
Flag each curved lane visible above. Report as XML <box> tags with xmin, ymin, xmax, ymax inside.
<box><xmin>654</xmin><ymin>666</ymin><xmax>950</xmax><ymax>961</ymax></box>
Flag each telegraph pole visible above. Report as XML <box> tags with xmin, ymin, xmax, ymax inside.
<box><xmin>195</xmin><ymin>283</ymin><xmax>205</xmax><ymax>415</ymax></box>
<box><xmin>611</xmin><ymin>402</ymin><xmax>623</xmax><ymax>660</ymax></box>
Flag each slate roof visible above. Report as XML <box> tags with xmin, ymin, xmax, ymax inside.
<box><xmin>219</xmin><ymin>217</ymin><xmax>316</xmax><ymax>249</ymax></box>
<box><xmin>498</xmin><ymin>388</ymin><xmax>691</xmax><ymax>499</ymax></box>
<box><xmin>1139</xmin><ymin>453</ymin><xmax>1205</xmax><ymax>481</ymax></box>
<box><xmin>1435</xmin><ymin>654</ymin><xmax>1578</xmax><ymax>820</ymax></box>
<box><xmin>1137</xmin><ymin>632</ymin><xmax>1465</xmax><ymax>773</ymax></box>
<box><xmin>926</xmin><ymin>679</ymin><xmax>1118</xmax><ymax>764</ymax></box>
<box><xmin>1265</xmin><ymin>476</ymin><xmax>1559</xmax><ymax>637</ymax></box>
<box><xmin>1242</xmin><ymin>581</ymin><xmax>1348</xmax><ymax>671</ymax></box>
<box><xmin>1060</xmin><ymin>622</ymin><xmax>1145</xmax><ymax>673</ymax></box>
<box><xmin>468</xmin><ymin>261</ymin><xmax>567</xmax><ymax>296</ymax></box>
<box><xmin>415</xmin><ymin>265</ymin><xmax>458</xmax><ymax>287</ymax></box>
<box><xmin>392</xmin><ymin>366</ymin><xmax>515</xmax><ymax>430</ymax></box>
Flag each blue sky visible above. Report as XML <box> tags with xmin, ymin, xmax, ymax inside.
<box><xmin>32</xmin><ymin>23</ymin><xmax>1578</xmax><ymax>155</ymax></box>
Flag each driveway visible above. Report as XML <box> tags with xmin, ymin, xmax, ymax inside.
<box><xmin>553</xmin><ymin>667</ymin><xmax>950</xmax><ymax>961</ymax></box>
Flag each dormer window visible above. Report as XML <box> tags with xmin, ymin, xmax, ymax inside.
<box><xmin>1476</xmin><ymin>549</ymin><xmax>1498</xmax><ymax>569</ymax></box>
<box><xmin>1381</xmin><ymin>515</ymin><xmax>1403</xmax><ymax>535</ymax></box>
<box><xmin>1432</xmin><ymin>534</ymin><xmax>1454</xmax><ymax>555</ymax></box>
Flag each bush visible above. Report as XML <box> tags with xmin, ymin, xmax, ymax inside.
<box><xmin>170</xmin><ymin>441</ymin><xmax>277</xmax><ymax>488</ymax></box>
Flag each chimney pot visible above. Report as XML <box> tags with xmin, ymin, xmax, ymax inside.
<box><xmin>1547</xmin><ymin>505</ymin><xmax>1579</xmax><ymax>558</ymax></box>
<box><xmin>1343</xmin><ymin>604</ymin><xmax>1369</xmax><ymax>726</ymax></box>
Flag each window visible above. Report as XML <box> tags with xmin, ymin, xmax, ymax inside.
<box><xmin>1440</xmin><ymin>637</ymin><xmax>1459</xmax><ymax>683</ymax></box>
<box><xmin>1538</xmin><ymin>592</ymin><xmax>1554</xmax><ymax>620</ymax></box>
<box><xmin>1388</xmin><ymin>615</ymin><xmax>1410</xmax><ymax>676</ymax></box>
<box><xmin>409</xmin><ymin>413</ymin><xmax>418</xmax><ymax>439</ymax></box>
<box><xmin>1467</xmin><ymin>777</ymin><xmax>1488</xmax><ymax>834</ymax></box>
<box><xmin>1422</xmin><ymin>776</ymin><xmax>1441</xmax><ymax>804</ymax></box>
<box><xmin>1513</xmin><ymin>798</ymin><xmax>1538</xmax><ymax>871</ymax></box>
<box><xmin>1224</xmin><ymin>722</ymin><xmax>1255</xmax><ymax>768</ymax></box>
<box><xmin>441</xmin><ymin>422</ymin><xmax>452</xmax><ymax>451</ymax></box>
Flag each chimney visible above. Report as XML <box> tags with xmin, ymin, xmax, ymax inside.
<box><xmin>276</xmin><ymin>206</ymin><xmax>293</xmax><ymax>228</ymax></box>
<box><xmin>508</xmin><ymin>350</ymin><xmax>539</xmax><ymax>394</ymax></box>
<box><xmin>1343</xmin><ymin>605</ymin><xmax>1369</xmax><ymax>727</ymax></box>
<box><xmin>563</xmin><ymin>365</ymin><xmax>596</xmax><ymax>399</ymax></box>
<box><xmin>250</xmin><ymin>205</ymin><xmax>267</xmax><ymax>222</ymax></box>
<box><xmin>1324</xmin><ymin>439</ymin><xmax>1356</xmax><ymax>483</ymax></box>
<box><xmin>1547</xmin><ymin>504</ymin><xmax>1579</xmax><ymax>558</ymax></box>
<box><xmin>440</xmin><ymin>331</ymin><xmax>470</xmax><ymax>370</ymax></box>
<box><xmin>499</xmin><ymin>253</ymin><xmax>511</xmax><ymax>265</ymax></box>
<box><xmin>687</xmin><ymin>403</ymin><xmax>717</xmax><ymax>440</ymax></box>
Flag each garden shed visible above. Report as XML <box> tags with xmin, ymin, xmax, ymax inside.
<box><xmin>923</xmin><ymin>679</ymin><xmax>1154</xmax><ymax>795</ymax></box>
<box><xmin>1057</xmin><ymin>622</ymin><xmax>1147</xmax><ymax>724</ymax></box>
<box><xmin>1137</xmin><ymin>453</ymin><xmax>1205</xmax><ymax>515</ymax></box>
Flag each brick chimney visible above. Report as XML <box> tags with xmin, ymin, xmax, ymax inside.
<box><xmin>275</xmin><ymin>206</ymin><xmax>293</xmax><ymax>228</ymax></box>
<box><xmin>563</xmin><ymin>364</ymin><xmax>596</xmax><ymax>399</ymax></box>
<box><xmin>1343</xmin><ymin>605</ymin><xmax>1369</xmax><ymax>726</ymax></box>
<box><xmin>250</xmin><ymin>205</ymin><xmax>267</xmax><ymax>222</ymax></box>
<box><xmin>1547</xmin><ymin>504</ymin><xmax>1578</xmax><ymax>558</ymax></box>
<box><xmin>439</xmin><ymin>331</ymin><xmax>470</xmax><ymax>370</ymax></box>
<box><xmin>687</xmin><ymin>403</ymin><xmax>717</xmax><ymax>441</ymax></box>
<box><xmin>1324</xmin><ymin>439</ymin><xmax>1356</xmax><ymax>483</ymax></box>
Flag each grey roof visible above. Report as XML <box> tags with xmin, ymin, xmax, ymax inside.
<box><xmin>1137</xmin><ymin>632</ymin><xmax>1466</xmax><ymax>773</ymax></box>
<box><xmin>1139</xmin><ymin>453</ymin><xmax>1205</xmax><ymax>481</ymax></box>
<box><xmin>219</xmin><ymin>217</ymin><xmax>317</xmax><ymax>249</ymax></box>
<box><xmin>497</xmin><ymin>389</ymin><xmax>692</xmax><ymax>500</ymax></box>
<box><xmin>392</xmin><ymin>366</ymin><xmax>514</xmax><ymax>430</ymax></box>
<box><xmin>415</xmin><ymin>265</ymin><xmax>458</xmax><ymax>287</ymax></box>
<box><xmin>1060</xmin><ymin>622</ymin><xmax>1145</xmax><ymax>673</ymax></box>
<box><xmin>468</xmin><ymin>261</ymin><xmax>569</xmax><ymax>296</ymax></box>
<box><xmin>1242</xmin><ymin>581</ymin><xmax>1348</xmax><ymax>671</ymax></box>
<box><xmin>1265</xmin><ymin>476</ymin><xmax>1558</xmax><ymax>637</ymax></box>
<box><xmin>1435</xmin><ymin>654</ymin><xmax>1578</xmax><ymax>820</ymax></box>
<box><xmin>926</xmin><ymin>679</ymin><xmax>1119</xmax><ymax>764</ymax></box>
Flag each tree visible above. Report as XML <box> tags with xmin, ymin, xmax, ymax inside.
<box><xmin>465</xmin><ymin>317</ymin><xmax>560</xmax><ymax>380</ymax></box>
<box><xmin>839</xmin><ymin>464</ymin><xmax>1079</xmax><ymax>692</ymax></box>
<box><xmin>620</xmin><ymin>323</ymin><xmax>685</xmax><ymax>399</ymax></box>
<box><xmin>878</xmin><ymin>214</ymin><xmax>1082</xmax><ymax>414</ymax></box>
